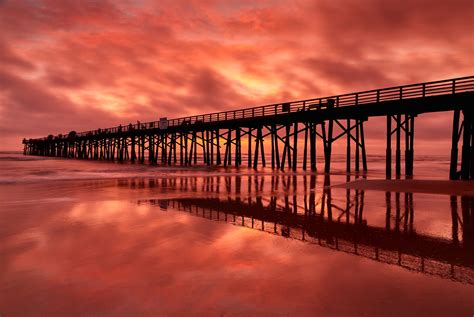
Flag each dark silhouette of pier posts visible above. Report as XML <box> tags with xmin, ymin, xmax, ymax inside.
<box><xmin>179</xmin><ymin>133</ymin><xmax>184</xmax><ymax>165</ymax></box>
<box><xmin>259</xmin><ymin>128</ymin><xmax>265</xmax><ymax>167</ymax></box>
<box><xmin>201</xmin><ymin>131</ymin><xmax>207</xmax><ymax>165</ymax></box>
<box><xmin>292</xmin><ymin>122</ymin><xmax>298</xmax><ymax>171</ymax></box>
<box><xmin>324</xmin><ymin>101</ymin><xmax>335</xmax><ymax>173</ymax></box>
<box><xmin>193</xmin><ymin>131</ymin><xmax>198</xmax><ymax>165</ymax></box>
<box><xmin>216</xmin><ymin>129</ymin><xmax>221</xmax><ymax>165</ymax></box>
<box><xmin>223</xmin><ymin>129</ymin><xmax>231</xmax><ymax>167</ymax></box>
<box><xmin>166</xmin><ymin>134</ymin><xmax>173</xmax><ymax>165</ymax></box>
<box><xmin>303</xmin><ymin>123</ymin><xmax>309</xmax><ymax>170</ymax></box>
<box><xmin>93</xmin><ymin>136</ymin><xmax>98</xmax><ymax>159</ymax></box>
<box><xmin>384</xmin><ymin>119</ymin><xmax>393</xmax><ymax>177</ymax></box>
<box><xmin>253</xmin><ymin>126</ymin><xmax>265</xmax><ymax>169</ymax></box>
<box><xmin>166</xmin><ymin>133</ymin><xmax>176</xmax><ymax>165</ymax></box>
<box><xmin>205</xmin><ymin>130</ymin><xmax>210</xmax><ymax>165</ymax></box>
<box><xmin>210</xmin><ymin>130</ymin><xmax>215</xmax><ymax>165</ymax></box>
<box><xmin>272</xmin><ymin>124</ymin><xmax>281</xmax><ymax>169</ymax></box>
<box><xmin>404</xmin><ymin>115</ymin><xmax>415</xmax><ymax>176</ymax></box>
<box><xmin>310</xmin><ymin>123</ymin><xmax>317</xmax><ymax>171</ymax></box>
<box><xmin>360</xmin><ymin>120</ymin><xmax>368</xmax><ymax>171</ymax></box>
<box><xmin>130</xmin><ymin>133</ymin><xmax>136</xmax><ymax>162</ymax></box>
<box><xmin>450</xmin><ymin>109</ymin><xmax>473</xmax><ymax>180</ymax></box>
<box><xmin>234</xmin><ymin>128</ymin><xmax>241</xmax><ymax>166</ymax></box>
<box><xmin>247</xmin><ymin>127</ymin><xmax>252</xmax><ymax>167</ymax></box>
<box><xmin>271</xmin><ymin>125</ymin><xmax>276</xmax><ymax>169</ymax></box>
<box><xmin>396</xmin><ymin>114</ymin><xmax>401</xmax><ymax>177</ymax></box>
<box><xmin>342</xmin><ymin>119</ymin><xmax>368</xmax><ymax>174</ymax></box>
<box><xmin>140</xmin><ymin>132</ymin><xmax>145</xmax><ymax>163</ymax></box>
<box><xmin>355</xmin><ymin>119</ymin><xmax>360</xmax><ymax>172</ymax></box>
<box><xmin>386</xmin><ymin>114</ymin><xmax>415</xmax><ymax>179</ymax></box>
<box><xmin>280</xmin><ymin>124</ymin><xmax>291</xmax><ymax>171</ymax></box>
<box><xmin>184</xmin><ymin>131</ymin><xmax>189</xmax><ymax>165</ymax></box>
<box><xmin>173</xmin><ymin>133</ymin><xmax>178</xmax><ymax>163</ymax></box>
<box><xmin>148</xmin><ymin>133</ymin><xmax>154</xmax><ymax>163</ymax></box>
<box><xmin>188</xmin><ymin>131</ymin><xmax>196</xmax><ymax>165</ymax></box>
<box><xmin>346</xmin><ymin>120</ymin><xmax>351</xmax><ymax>172</ymax></box>
<box><xmin>461</xmin><ymin>110</ymin><xmax>473</xmax><ymax>179</ymax></box>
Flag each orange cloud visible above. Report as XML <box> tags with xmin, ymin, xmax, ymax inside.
<box><xmin>0</xmin><ymin>0</ymin><xmax>472</xmax><ymax>151</ymax></box>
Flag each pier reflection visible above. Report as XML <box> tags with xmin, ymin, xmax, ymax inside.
<box><xmin>132</xmin><ymin>174</ymin><xmax>474</xmax><ymax>285</ymax></box>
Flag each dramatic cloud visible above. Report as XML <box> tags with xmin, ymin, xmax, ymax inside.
<box><xmin>0</xmin><ymin>0</ymin><xmax>472</xmax><ymax>151</ymax></box>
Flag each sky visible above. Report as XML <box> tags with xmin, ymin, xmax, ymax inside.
<box><xmin>0</xmin><ymin>0</ymin><xmax>473</xmax><ymax>152</ymax></box>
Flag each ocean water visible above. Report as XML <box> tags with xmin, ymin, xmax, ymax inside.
<box><xmin>0</xmin><ymin>151</ymin><xmax>456</xmax><ymax>184</ymax></box>
<box><xmin>0</xmin><ymin>152</ymin><xmax>473</xmax><ymax>316</ymax></box>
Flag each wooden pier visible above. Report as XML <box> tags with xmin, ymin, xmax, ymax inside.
<box><xmin>23</xmin><ymin>76</ymin><xmax>474</xmax><ymax>179</ymax></box>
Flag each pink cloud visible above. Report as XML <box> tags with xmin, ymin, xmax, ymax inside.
<box><xmin>0</xmin><ymin>0</ymin><xmax>472</xmax><ymax>152</ymax></box>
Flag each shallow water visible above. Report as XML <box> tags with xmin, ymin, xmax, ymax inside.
<box><xmin>0</xmin><ymin>153</ymin><xmax>473</xmax><ymax>316</ymax></box>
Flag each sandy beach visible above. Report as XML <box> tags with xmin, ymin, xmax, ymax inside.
<box><xmin>1</xmin><ymin>153</ymin><xmax>473</xmax><ymax>316</ymax></box>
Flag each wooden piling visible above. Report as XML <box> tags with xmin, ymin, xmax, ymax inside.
<box><xmin>386</xmin><ymin>116</ymin><xmax>392</xmax><ymax>179</ymax></box>
<box><xmin>324</xmin><ymin>120</ymin><xmax>333</xmax><ymax>174</ymax></box>
<box><xmin>355</xmin><ymin>120</ymin><xmax>360</xmax><ymax>172</ymax></box>
<box><xmin>292</xmin><ymin>122</ymin><xmax>298</xmax><ymax>171</ymax></box>
<box><xmin>310</xmin><ymin>123</ymin><xmax>316</xmax><ymax>171</ymax></box>
<box><xmin>360</xmin><ymin>120</ymin><xmax>368</xmax><ymax>172</ymax></box>
<box><xmin>396</xmin><ymin>114</ymin><xmax>401</xmax><ymax>177</ymax></box>
<box><xmin>346</xmin><ymin>119</ymin><xmax>351</xmax><ymax>173</ymax></box>
<box><xmin>303</xmin><ymin>123</ymin><xmax>308</xmax><ymax>170</ymax></box>
<box><xmin>248</xmin><ymin>128</ymin><xmax>252</xmax><ymax>168</ymax></box>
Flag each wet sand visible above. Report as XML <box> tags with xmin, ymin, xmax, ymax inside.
<box><xmin>333</xmin><ymin>179</ymin><xmax>474</xmax><ymax>196</ymax></box>
<box><xmin>1</xmin><ymin>154</ymin><xmax>473</xmax><ymax>316</ymax></box>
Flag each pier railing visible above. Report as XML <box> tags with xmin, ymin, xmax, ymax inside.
<box><xmin>31</xmin><ymin>76</ymin><xmax>474</xmax><ymax>140</ymax></box>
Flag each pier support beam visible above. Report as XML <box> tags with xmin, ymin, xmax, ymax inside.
<box><xmin>247</xmin><ymin>128</ymin><xmax>253</xmax><ymax>168</ymax></box>
<box><xmin>149</xmin><ymin>134</ymin><xmax>154</xmax><ymax>163</ymax></box>
<box><xmin>271</xmin><ymin>125</ymin><xmax>276</xmax><ymax>169</ymax></box>
<box><xmin>280</xmin><ymin>124</ymin><xmax>292</xmax><ymax>171</ymax></box>
<box><xmin>346</xmin><ymin>119</ymin><xmax>351</xmax><ymax>173</ymax></box>
<box><xmin>343</xmin><ymin>119</ymin><xmax>368</xmax><ymax>175</ymax></box>
<box><xmin>271</xmin><ymin>124</ymin><xmax>280</xmax><ymax>169</ymax></box>
<box><xmin>450</xmin><ymin>109</ymin><xmax>473</xmax><ymax>180</ymax></box>
<box><xmin>235</xmin><ymin>128</ymin><xmax>241</xmax><ymax>167</ymax></box>
<box><xmin>292</xmin><ymin>122</ymin><xmax>298</xmax><ymax>171</ymax></box>
<box><xmin>404</xmin><ymin>115</ymin><xmax>415</xmax><ymax>176</ymax></box>
<box><xmin>216</xmin><ymin>129</ymin><xmax>221</xmax><ymax>165</ymax></box>
<box><xmin>386</xmin><ymin>114</ymin><xmax>416</xmax><ymax>179</ymax></box>
<box><xmin>303</xmin><ymin>123</ymin><xmax>309</xmax><ymax>170</ymax></box>
<box><xmin>224</xmin><ymin>129</ymin><xmax>232</xmax><ymax>167</ymax></box>
<box><xmin>310</xmin><ymin>123</ymin><xmax>316</xmax><ymax>171</ymax></box>
<box><xmin>324</xmin><ymin>120</ymin><xmax>333</xmax><ymax>174</ymax></box>
<box><xmin>253</xmin><ymin>126</ymin><xmax>265</xmax><ymax>169</ymax></box>
<box><xmin>131</xmin><ymin>134</ymin><xmax>136</xmax><ymax>162</ymax></box>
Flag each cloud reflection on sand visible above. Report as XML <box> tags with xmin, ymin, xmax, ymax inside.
<box><xmin>1</xmin><ymin>172</ymin><xmax>473</xmax><ymax>316</ymax></box>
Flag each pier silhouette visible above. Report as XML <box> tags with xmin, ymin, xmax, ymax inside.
<box><xmin>23</xmin><ymin>76</ymin><xmax>474</xmax><ymax>179</ymax></box>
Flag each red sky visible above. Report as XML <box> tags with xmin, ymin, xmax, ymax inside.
<box><xmin>0</xmin><ymin>0</ymin><xmax>473</xmax><ymax>152</ymax></box>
